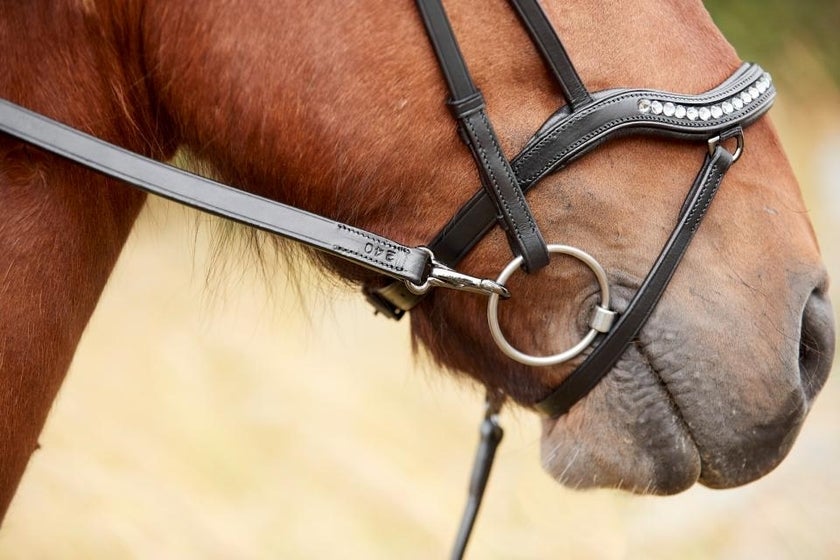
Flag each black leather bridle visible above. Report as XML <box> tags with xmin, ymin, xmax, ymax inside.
<box><xmin>0</xmin><ymin>0</ymin><xmax>775</xmax><ymax>557</ymax></box>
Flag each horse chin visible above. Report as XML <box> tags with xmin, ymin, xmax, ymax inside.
<box><xmin>537</xmin><ymin>289</ymin><xmax>835</xmax><ymax>495</ymax></box>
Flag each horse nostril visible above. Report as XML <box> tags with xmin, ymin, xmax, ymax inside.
<box><xmin>798</xmin><ymin>287</ymin><xmax>836</xmax><ymax>402</ymax></box>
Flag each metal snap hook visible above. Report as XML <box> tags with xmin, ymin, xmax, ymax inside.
<box><xmin>405</xmin><ymin>247</ymin><xmax>511</xmax><ymax>299</ymax></box>
<box><xmin>486</xmin><ymin>245</ymin><xmax>616</xmax><ymax>367</ymax></box>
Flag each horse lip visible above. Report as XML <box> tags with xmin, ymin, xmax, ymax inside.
<box><xmin>631</xmin><ymin>334</ymin><xmax>703</xmax><ymax>490</ymax></box>
<box><xmin>540</xmin><ymin>333</ymin><xmax>703</xmax><ymax>495</ymax></box>
<box><xmin>596</xmin><ymin>282</ymin><xmax>752</xmax><ymax>491</ymax></box>
<box><xmin>629</xmin><ymin>296</ymin><xmax>825</xmax><ymax>491</ymax></box>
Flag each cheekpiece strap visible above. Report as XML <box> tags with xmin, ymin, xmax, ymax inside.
<box><xmin>416</xmin><ymin>0</ymin><xmax>550</xmax><ymax>272</ymax></box>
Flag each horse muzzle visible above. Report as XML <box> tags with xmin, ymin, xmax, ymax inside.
<box><xmin>539</xmin><ymin>269</ymin><xmax>835</xmax><ymax>495</ymax></box>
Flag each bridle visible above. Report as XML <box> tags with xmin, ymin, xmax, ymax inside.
<box><xmin>378</xmin><ymin>1</ymin><xmax>772</xmax><ymax>551</ymax></box>
<box><xmin>0</xmin><ymin>0</ymin><xmax>775</xmax><ymax>557</ymax></box>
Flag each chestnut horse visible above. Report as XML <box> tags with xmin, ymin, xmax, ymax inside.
<box><xmin>0</xmin><ymin>0</ymin><xmax>834</xmax><ymax>528</ymax></box>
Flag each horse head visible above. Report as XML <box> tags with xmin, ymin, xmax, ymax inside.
<box><xmin>245</xmin><ymin>0</ymin><xmax>831</xmax><ymax>493</ymax></box>
<box><xmin>402</xmin><ymin>2</ymin><xmax>835</xmax><ymax>493</ymax></box>
<box><xmin>0</xmin><ymin>0</ymin><xmax>833</xmax><ymax>526</ymax></box>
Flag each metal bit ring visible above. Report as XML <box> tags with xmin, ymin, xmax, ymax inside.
<box><xmin>487</xmin><ymin>245</ymin><xmax>615</xmax><ymax>367</ymax></box>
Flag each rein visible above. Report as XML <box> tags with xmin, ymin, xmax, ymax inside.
<box><xmin>0</xmin><ymin>0</ymin><xmax>776</xmax><ymax>557</ymax></box>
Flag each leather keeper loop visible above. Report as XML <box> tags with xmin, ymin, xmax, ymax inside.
<box><xmin>448</xmin><ymin>91</ymin><xmax>486</xmax><ymax>119</ymax></box>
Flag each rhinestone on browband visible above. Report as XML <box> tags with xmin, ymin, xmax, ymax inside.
<box><xmin>637</xmin><ymin>73</ymin><xmax>772</xmax><ymax>121</ymax></box>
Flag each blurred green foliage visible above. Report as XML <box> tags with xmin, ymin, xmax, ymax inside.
<box><xmin>705</xmin><ymin>0</ymin><xmax>840</xmax><ymax>88</ymax></box>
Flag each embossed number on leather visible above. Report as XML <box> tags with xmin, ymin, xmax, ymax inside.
<box><xmin>364</xmin><ymin>241</ymin><xmax>398</xmax><ymax>263</ymax></box>
<box><xmin>335</xmin><ymin>224</ymin><xmax>409</xmax><ymax>271</ymax></box>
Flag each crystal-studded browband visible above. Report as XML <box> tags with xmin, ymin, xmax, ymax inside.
<box><xmin>637</xmin><ymin>72</ymin><xmax>772</xmax><ymax>121</ymax></box>
<box><xmin>365</xmin><ymin>63</ymin><xmax>776</xmax><ymax>318</ymax></box>
<box><xmin>511</xmin><ymin>64</ymin><xmax>772</xmax><ymax>187</ymax></box>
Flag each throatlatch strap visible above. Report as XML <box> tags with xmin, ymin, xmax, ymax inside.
<box><xmin>415</xmin><ymin>0</ymin><xmax>549</xmax><ymax>271</ymax></box>
<box><xmin>535</xmin><ymin>139</ymin><xmax>737</xmax><ymax>417</ymax></box>
<box><xmin>507</xmin><ymin>0</ymin><xmax>593</xmax><ymax>109</ymax></box>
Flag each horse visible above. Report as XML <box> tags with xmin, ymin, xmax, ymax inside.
<box><xmin>0</xmin><ymin>0</ymin><xmax>834</xmax><ymax>545</ymax></box>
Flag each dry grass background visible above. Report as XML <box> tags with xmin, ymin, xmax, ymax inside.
<box><xmin>0</xmin><ymin>77</ymin><xmax>839</xmax><ymax>560</ymax></box>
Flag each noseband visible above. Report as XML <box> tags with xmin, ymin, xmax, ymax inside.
<box><xmin>0</xmin><ymin>0</ymin><xmax>775</xmax><ymax>557</ymax></box>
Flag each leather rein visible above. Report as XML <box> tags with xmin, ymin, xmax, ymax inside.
<box><xmin>0</xmin><ymin>0</ymin><xmax>775</xmax><ymax>557</ymax></box>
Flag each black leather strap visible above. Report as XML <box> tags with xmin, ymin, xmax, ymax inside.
<box><xmin>0</xmin><ymin>99</ymin><xmax>432</xmax><ymax>285</ymax></box>
<box><xmin>535</xmin><ymin>139</ymin><xmax>736</xmax><ymax>416</ymax></box>
<box><xmin>508</xmin><ymin>0</ymin><xmax>593</xmax><ymax>109</ymax></box>
<box><xmin>414</xmin><ymin>0</ymin><xmax>477</xmax><ymax>103</ymax></box>
<box><xmin>457</xmin><ymin>106</ymin><xmax>550</xmax><ymax>271</ymax></box>
<box><xmin>512</xmin><ymin>67</ymin><xmax>770</xmax><ymax>185</ymax></box>
<box><xmin>416</xmin><ymin>0</ymin><xmax>549</xmax><ymax>272</ymax></box>
<box><xmin>450</xmin><ymin>393</ymin><xmax>504</xmax><ymax>560</ymax></box>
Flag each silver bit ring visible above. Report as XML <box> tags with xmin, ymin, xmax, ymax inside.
<box><xmin>487</xmin><ymin>245</ymin><xmax>616</xmax><ymax>367</ymax></box>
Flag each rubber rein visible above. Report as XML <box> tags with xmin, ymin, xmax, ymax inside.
<box><xmin>0</xmin><ymin>0</ymin><xmax>775</xmax><ymax>557</ymax></box>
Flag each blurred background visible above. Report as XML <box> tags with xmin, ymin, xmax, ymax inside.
<box><xmin>1</xmin><ymin>2</ymin><xmax>839</xmax><ymax>559</ymax></box>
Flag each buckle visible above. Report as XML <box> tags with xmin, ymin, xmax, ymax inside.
<box><xmin>708</xmin><ymin>126</ymin><xmax>744</xmax><ymax>162</ymax></box>
<box><xmin>362</xmin><ymin>285</ymin><xmax>406</xmax><ymax>321</ymax></box>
